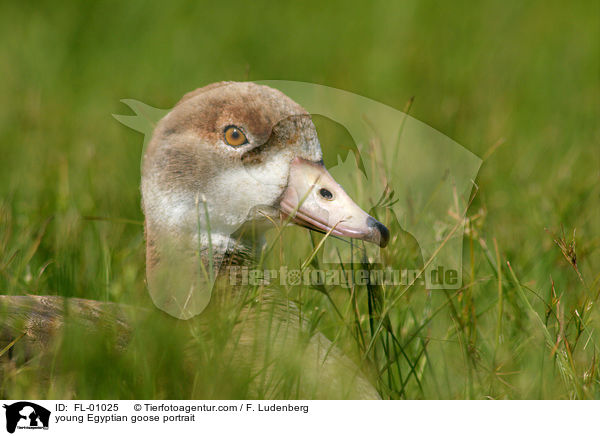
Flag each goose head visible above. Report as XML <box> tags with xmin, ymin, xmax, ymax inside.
<box><xmin>141</xmin><ymin>82</ymin><xmax>389</xmax><ymax>317</ymax></box>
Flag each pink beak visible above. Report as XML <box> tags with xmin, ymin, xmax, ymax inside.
<box><xmin>279</xmin><ymin>157</ymin><xmax>389</xmax><ymax>248</ymax></box>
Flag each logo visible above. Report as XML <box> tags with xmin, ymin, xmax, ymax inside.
<box><xmin>114</xmin><ymin>81</ymin><xmax>482</xmax><ymax>319</ymax></box>
<box><xmin>2</xmin><ymin>402</ymin><xmax>50</xmax><ymax>434</ymax></box>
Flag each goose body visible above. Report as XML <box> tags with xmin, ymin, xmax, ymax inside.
<box><xmin>1</xmin><ymin>82</ymin><xmax>389</xmax><ymax>399</ymax></box>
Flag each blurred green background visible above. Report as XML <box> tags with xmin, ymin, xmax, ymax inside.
<box><xmin>0</xmin><ymin>0</ymin><xmax>598</xmax><ymax>398</ymax></box>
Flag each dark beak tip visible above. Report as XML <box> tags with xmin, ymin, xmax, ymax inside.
<box><xmin>367</xmin><ymin>216</ymin><xmax>390</xmax><ymax>248</ymax></box>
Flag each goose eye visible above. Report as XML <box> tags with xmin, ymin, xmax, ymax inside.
<box><xmin>319</xmin><ymin>188</ymin><xmax>334</xmax><ymax>200</ymax></box>
<box><xmin>224</xmin><ymin>126</ymin><xmax>248</xmax><ymax>146</ymax></box>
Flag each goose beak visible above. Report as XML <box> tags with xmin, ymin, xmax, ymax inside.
<box><xmin>279</xmin><ymin>157</ymin><xmax>389</xmax><ymax>248</ymax></box>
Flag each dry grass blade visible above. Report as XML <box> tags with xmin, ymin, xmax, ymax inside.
<box><xmin>0</xmin><ymin>332</ymin><xmax>26</xmax><ymax>358</ymax></box>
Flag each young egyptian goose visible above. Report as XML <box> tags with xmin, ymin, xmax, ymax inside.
<box><xmin>0</xmin><ymin>82</ymin><xmax>389</xmax><ymax>399</ymax></box>
<box><xmin>140</xmin><ymin>82</ymin><xmax>389</xmax><ymax>398</ymax></box>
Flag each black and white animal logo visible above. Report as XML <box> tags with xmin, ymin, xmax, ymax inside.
<box><xmin>3</xmin><ymin>402</ymin><xmax>50</xmax><ymax>433</ymax></box>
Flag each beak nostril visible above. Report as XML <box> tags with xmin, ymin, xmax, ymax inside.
<box><xmin>367</xmin><ymin>216</ymin><xmax>390</xmax><ymax>248</ymax></box>
<box><xmin>319</xmin><ymin>188</ymin><xmax>334</xmax><ymax>200</ymax></box>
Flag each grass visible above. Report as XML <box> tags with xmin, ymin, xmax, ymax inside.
<box><xmin>0</xmin><ymin>0</ymin><xmax>599</xmax><ymax>399</ymax></box>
